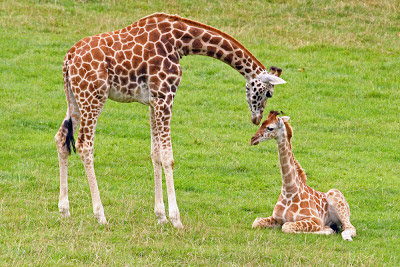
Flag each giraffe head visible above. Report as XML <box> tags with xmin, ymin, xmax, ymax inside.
<box><xmin>250</xmin><ymin>110</ymin><xmax>290</xmax><ymax>145</ymax></box>
<box><xmin>246</xmin><ymin>67</ymin><xmax>286</xmax><ymax>125</ymax></box>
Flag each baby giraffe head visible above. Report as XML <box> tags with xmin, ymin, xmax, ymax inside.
<box><xmin>250</xmin><ymin>110</ymin><xmax>290</xmax><ymax>145</ymax></box>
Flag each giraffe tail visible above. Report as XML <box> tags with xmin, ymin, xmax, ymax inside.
<box><xmin>63</xmin><ymin>117</ymin><xmax>76</xmax><ymax>155</ymax></box>
<box><xmin>62</xmin><ymin>57</ymin><xmax>76</xmax><ymax>155</ymax></box>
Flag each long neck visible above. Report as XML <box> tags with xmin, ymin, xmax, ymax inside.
<box><xmin>276</xmin><ymin>133</ymin><xmax>298</xmax><ymax>195</ymax></box>
<box><xmin>149</xmin><ymin>14</ymin><xmax>266</xmax><ymax>81</ymax></box>
<box><xmin>178</xmin><ymin>28</ymin><xmax>265</xmax><ymax>81</ymax></box>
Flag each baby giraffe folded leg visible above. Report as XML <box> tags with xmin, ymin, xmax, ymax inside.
<box><xmin>281</xmin><ymin>218</ymin><xmax>334</xmax><ymax>235</ymax></box>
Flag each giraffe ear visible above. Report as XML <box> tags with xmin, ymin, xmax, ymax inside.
<box><xmin>259</xmin><ymin>73</ymin><xmax>287</xmax><ymax>85</ymax></box>
<box><xmin>277</xmin><ymin>118</ymin><xmax>285</xmax><ymax>128</ymax></box>
<box><xmin>281</xmin><ymin>116</ymin><xmax>290</xmax><ymax>122</ymax></box>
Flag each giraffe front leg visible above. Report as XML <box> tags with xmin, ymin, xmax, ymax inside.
<box><xmin>282</xmin><ymin>217</ymin><xmax>334</xmax><ymax>235</ymax></box>
<box><xmin>153</xmin><ymin>98</ymin><xmax>183</xmax><ymax>229</ymax></box>
<box><xmin>252</xmin><ymin>216</ymin><xmax>280</xmax><ymax>229</ymax></box>
<box><xmin>150</xmin><ymin>106</ymin><xmax>168</xmax><ymax>225</ymax></box>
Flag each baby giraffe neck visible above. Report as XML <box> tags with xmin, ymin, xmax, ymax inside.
<box><xmin>276</xmin><ymin>134</ymin><xmax>298</xmax><ymax>193</ymax></box>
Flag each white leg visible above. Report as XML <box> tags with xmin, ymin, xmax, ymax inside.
<box><xmin>150</xmin><ymin>107</ymin><xmax>168</xmax><ymax>225</ymax></box>
<box><xmin>55</xmin><ymin>128</ymin><xmax>71</xmax><ymax>218</ymax></box>
<box><xmin>58</xmin><ymin>152</ymin><xmax>70</xmax><ymax>217</ymax></box>
<box><xmin>162</xmin><ymin>148</ymin><xmax>182</xmax><ymax>228</ymax></box>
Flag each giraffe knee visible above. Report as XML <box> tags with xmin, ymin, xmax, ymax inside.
<box><xmin>151</xmin><ymin>151</ymin><xmax>161</xmax><ymax>165</ymax></box>
<box><xmin>75</xmin><ymin>140</ymin><xmax>93</xmax><ymax>164</ymax></box>
<box><xmin>162</xmin><ymin>158</ymin><xmax>174</xmax><ymax>169</ymax></box>
<box><xmin>161</xmin><ymin>151</ymin><xmax>174</xmax><ymax>169</ymax></box>
<box><xmin>55</xmin><ymin>131</ymin><xmax>69</xmax><ymax>156</ymax></box>
<box><xmin>55</xmin><ymin>131</ymin><xmax>64</xmax><ymax>147</ymax></box>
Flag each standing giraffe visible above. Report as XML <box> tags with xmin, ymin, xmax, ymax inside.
<box><xmin>54</xmin><ymin>13</ymin><xmax>286</xmax><ymax>227</ymax></box>
<box><xmin>250</xmin><ymin>111</ymin><xmax>356</xmax><ymax>241</ymax></box>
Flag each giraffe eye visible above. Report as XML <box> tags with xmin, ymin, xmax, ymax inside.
<box><xmin>267</xmin><ymin>127</ymin><xmax>274</xmax><ymax>131</ymax></box>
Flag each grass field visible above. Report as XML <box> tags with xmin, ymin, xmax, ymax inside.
<box><xmin>1</xmin><ymin>0</ymin><xmax>399</xmax><ymax>265</ymax></box>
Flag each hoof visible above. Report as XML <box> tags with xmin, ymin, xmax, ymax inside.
<box><xmin>172</xmin><ymin>220</ymin><xmax>184</xmax><ymax>229</ymax></box>
<box><xmin>157</xmin><ymin>218</ymin><xmax>169</xmax><ymax>225</ymax></box>
<box><xmin>342</xmin><ymin>230</ymin><xmax>354</xmax><ymax>241</ymax></box>
<box><xmin>60</xmin><ymin>210</ymin><xmax>71</xmax><ymax>218</ymax></box>
<box><xmin>96</xmin><ymin>215</ymin><xmax>108</xmax><ymax>225</ymax></box>
<box><xmin>252</xmin><ymin>218</ymin><xmax>262</xmax><ymax>228</ymax></box>
<box><xmin>58</xmin><ymin>202</ymin><xmax>71</xmax><ymax>218</ymax></box>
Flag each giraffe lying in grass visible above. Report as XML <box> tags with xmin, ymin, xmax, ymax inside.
<box><xmin>250</xmin><ymin>111</ymin><xmax>356</xmax><ymax>241</ymax></box>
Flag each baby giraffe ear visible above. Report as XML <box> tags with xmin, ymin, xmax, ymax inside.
<box><xmin>281</xmin><ymin>116</ymin><xmax>290</xmax><ymax>122</ymax></box>
<box><xmin>277</xmin><ymin>118</ymin><xmax>285</xmax><ymax>128</ymax></box>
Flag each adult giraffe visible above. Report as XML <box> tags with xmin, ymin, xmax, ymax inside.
<box><xmin>55</xmin><ymin>13</ymin><xmax>286</xmax><ymax>227</ymax></box>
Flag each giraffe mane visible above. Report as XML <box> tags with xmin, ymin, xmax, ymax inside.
<box><xmin>283</xmin><ymin>120</ymin><xmax>307</xmax><ymax>184</ymax></box>
<box><xmin>137</xmin><ymin>13</ymin><xmax>266</xmax><ymax>70</ymax></box>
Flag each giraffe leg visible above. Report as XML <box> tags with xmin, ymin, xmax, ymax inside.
<box><xmin>152</xmin><ymin>97</ymin><xmax>182</xmax><ymax>229</ymax></box>
<box><xmin>76</xmin><ymin>110</ymin><xmax>107</xmax><ymax>224</ymax></box>
<box><xmin>150</xmin><ymin>106</ymin><xmax>168</xmax><ymax>225</ymax></box>
<box><xmin>70</xmin><ymin>66</ymin><xmax>109</xmax><ymax>225</ymax></box>
<box><xmin>252</xmin><ymin>216</ymin><xmax>280</xmax><ymax>229</ymax></box>
<box><xmin>55</xmin><ymin>85</ymin><xmax>81</xmax><ymax>218</ymax></box>
<box><xmin>282</xmin><ymin>217</ymin><xmax>334</xmax><ymax>235</ymax></box>
<box><xmin>327</xmin><ymin>189</ymin><xmax>356</xmax><ymax>241</ymax></box>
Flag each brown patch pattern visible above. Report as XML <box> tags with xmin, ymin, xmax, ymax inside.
<box><xmin>252</xmin><ymin>112</ymin><xmax>356</xmax><ymax>239</ymax></box>
<box><xmin>55</xmin><ymin>13</ymin><xmax>273</xmax><ymax>226</ymax></box>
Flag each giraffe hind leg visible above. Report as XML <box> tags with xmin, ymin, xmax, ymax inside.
<box><xmin>55</xmin><ymin>103</ymin><xmax>80</xmax><ymax>218</ymax></box>
<box><xmin>55</xmin><ymin>118</ymin><xmax>72</xmax><ymax>218</ymax></box>
<box><xmin>55</xmin><ymin>79</ymin><xmax>81</xmax><ymax>218</ymax></box>
<box><xmin>327</xmin><ymin>189</ymin><xmax>356</xmax><ymax>241</ymax></box>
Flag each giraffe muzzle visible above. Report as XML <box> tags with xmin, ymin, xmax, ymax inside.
<box><xmin>251</xmin><ymin>115</ymin><xmax>262</xmax><ymax>125</ymax></box>
<box><xmin>250</xmin><ymin>136</ymin><xmax>260</xmax><ymax>145</ymax></box>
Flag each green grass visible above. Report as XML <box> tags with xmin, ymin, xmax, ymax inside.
<box><xmin>1</xmin><ymin>0</ymin><xmax>400</xmax><ymax>265</ymax></box>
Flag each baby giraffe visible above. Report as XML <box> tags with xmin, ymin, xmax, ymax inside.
<box><xmin>250</xmin><ymin>111</ymin><xmax>356</xmax><ymax>241</ymax></box>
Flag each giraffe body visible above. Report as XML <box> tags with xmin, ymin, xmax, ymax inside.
<box><xmin>55</xmin><ymin>13</ymin><xmax>286</xmax><ymax>227</ymax></box>
<box><xmin>250</xmin><ymin>111</ymin><xmax>356</xmax><ymax>241</ymax></box>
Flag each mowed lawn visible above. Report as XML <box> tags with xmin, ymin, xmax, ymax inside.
<box><xmin>1</xmin><ymin>0</ymin><xmax>399</xmax><ymax>265</ymax></box>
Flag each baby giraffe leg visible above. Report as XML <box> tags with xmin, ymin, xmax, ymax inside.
<box><xmin>327</xmin><ymin>189</ymin><xmax>356</xmax><ymax>241</ymax></box>
<box><xmin>252</xmin><ymin>216</ymin><xmax>280</xmax><ymax>229</ymax></box>
<box><xmin>282</xmin><ymin>217</ymin><xmax>334</xmax><ymax>235</ymax></box>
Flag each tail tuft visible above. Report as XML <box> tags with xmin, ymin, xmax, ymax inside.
<box><xmin>63</xmin><ymin>118</ymin><xmax>76</xmax><ymax>155</ymax></box>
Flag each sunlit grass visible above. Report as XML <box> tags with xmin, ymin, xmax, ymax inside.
<box><xmin>0</xmin><ymin>0</ymin><xmax>399</xmax><ymax>265</ymax></box>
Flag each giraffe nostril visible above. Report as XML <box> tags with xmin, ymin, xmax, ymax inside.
<box><xmin>250</xmin><ymin>136</ymin><xmax>259</xmax><ymax>145</ymax></box>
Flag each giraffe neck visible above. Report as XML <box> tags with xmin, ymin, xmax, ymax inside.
<box><xmin>276</xmin><ymin>133</ymin><xmax>299</xmax><ymax>195</ymax></box>
<box><xmin>133</xmin><ymin>13</ymin><xmax>266</xmax><ymax>81</ymax></box>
